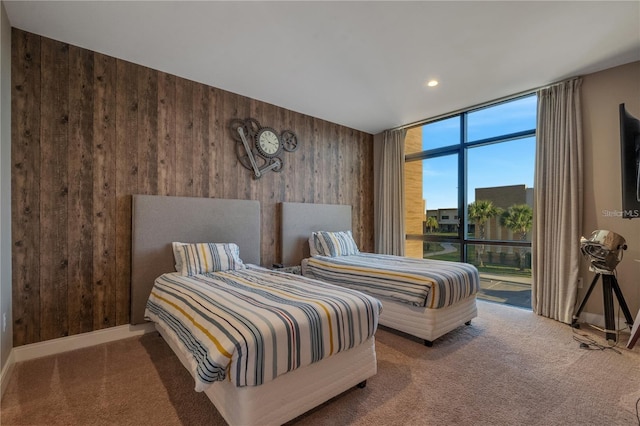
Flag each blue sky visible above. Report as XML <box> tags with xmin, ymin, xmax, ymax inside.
<box><xmin>420</xmin><ymin>95</ymin><xmax>536</xmax><ymax>210</ymax></box>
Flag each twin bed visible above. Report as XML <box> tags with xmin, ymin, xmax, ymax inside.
<box><xmin>130</xmin><ymin>195</ymin><xmax>380</xmax><ymax>426</ymax></box>
<box><xmin>131</xmin><ymin>195</ymin><xmax>478</xmax><ymax>425</ymax></box>
<box><xmin>281</xmin><ymin>202</ymin><xmax>479</xmax><ymax>346</ymax></box>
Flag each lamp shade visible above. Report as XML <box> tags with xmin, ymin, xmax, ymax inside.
<box><xmin>580</xmin><ymin>230</ymin><xmax>627</xmax><ymax>272</ymax></box>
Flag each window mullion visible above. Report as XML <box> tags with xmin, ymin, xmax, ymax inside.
<box><xmin>459</xmin><ymin>114</ymin><xmax>467</xmax><ymax>263</ymax></box>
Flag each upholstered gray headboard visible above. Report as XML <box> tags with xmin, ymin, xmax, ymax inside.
<box><xmin>280</xmin><ymin>202</ymin><xmax>352</xmax><ymax>266</ymax></box>
<box><xmin>130</xmin><ymin>195</ymin><xmax>261</xmax><ymax>324</ymax></box>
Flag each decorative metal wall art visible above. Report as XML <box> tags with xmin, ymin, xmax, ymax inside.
<box><xmin>229</xmin><ymin>118</ymin><xmax>299</xmax><ymax>179</ymax></box>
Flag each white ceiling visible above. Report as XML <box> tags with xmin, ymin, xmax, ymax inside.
<box><xmin>5</xmin><ymin>1</ymin><xmax>640</xmax><ymax>134</ymax></box>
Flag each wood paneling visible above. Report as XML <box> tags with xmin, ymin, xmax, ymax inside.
<box><xmin>11</xmin><ymin>29</ymin><xmax>41</xmax><ymax>345</ymax></box>
<box><xmin>10</xmin><ymin>28</ymin><xmax>374</xmax><ymax>346</ymax></box>
<box><xmin>114</xmin><ymin>59</ymin><xmax>138</xmax><ymax>326</ymax></box>
<box><xmin>92</xmin><ymin>53</ymin><xmax>117</xmax><ymax>330</ymax></box>
<box><xmin>157</xmin><ymin>72</ymin><xmax>176</xmax><ymax>197</ymax></box>
<box><xmin>67</xmin><ymin>45</ymin><xmax>94</xmax><ymax>335</ymax></box>
<box><xmin>39</xmin><ymin>37</ymin><xmax>69</xmax><ymax>341</ymax></box>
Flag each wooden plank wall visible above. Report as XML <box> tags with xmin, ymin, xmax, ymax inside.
<box><xmin>11</xmin><ymin>29</ymin><xmax>374</xmax><ymax>346</ymax></box>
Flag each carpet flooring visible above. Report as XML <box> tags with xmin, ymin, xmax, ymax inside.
<box><xmin>2</xmin><ymin>301</ymin><xmax>639</xmax><ymax>425</ymax></box>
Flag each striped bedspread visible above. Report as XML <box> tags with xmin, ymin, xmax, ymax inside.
<box><xmin>302</xmin><ymin>253</ymin><xmax>479</xmax><ymax>309</ymax></box>
<box><xmin>144</xmin><ymin>265</ymin><xmax>381</xmax><ymax>390</ymax></box>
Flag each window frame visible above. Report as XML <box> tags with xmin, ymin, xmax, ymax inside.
<box><xmin>404</xmin><ymin>94</ymin><xmax>536</xmax><ymax>262</ymax></box>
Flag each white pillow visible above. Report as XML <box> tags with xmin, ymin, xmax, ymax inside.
<box><xmin>309</xmin><ymin>233</ymin><xmax>322</xmax><ymax>257</ymax></box>
<box><xmin>313</xmin><ymin>231</ymin><xmax>359</xmax><ymax>257</ymax></box>
<box><xmin>172</xmin><ymin>242</ymin><xmax>186</xmax><ymax>272</ymax></box>
<box><xmin>174</xmin><ymin>242</ymin><xmax>246</xmax><ymax>276</ymax></box>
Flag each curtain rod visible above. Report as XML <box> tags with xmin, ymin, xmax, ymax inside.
<box><xmin>390</xmin><ymin>77</ymin><xmax>578</xmax><ymax>132</ymax></box>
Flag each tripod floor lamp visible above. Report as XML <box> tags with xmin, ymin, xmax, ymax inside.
<box><xmin>572</xmin><ymin>230</ymin><xmax>634</xmax><ymax>343</ymax></box>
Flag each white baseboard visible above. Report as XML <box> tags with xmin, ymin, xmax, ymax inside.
<box><xmin>1</xmin><ymin>348</ymin><xmax>15</xmax><ymax>398</ymax></box>
<box><xmin>1</xmin><ymin>323</ymin><xmax>155</xmax><ymax>399</ymax></box>
<box><xmin>579</xmin><ymin>312</ymin><xmax>633</xmax><ymax>336</ymax></box>
<box><xmin>12</xmin><ymin>322</ymin><xmax>156</xmax><ymax>364</ymax></box>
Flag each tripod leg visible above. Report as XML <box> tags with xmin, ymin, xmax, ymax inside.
<box><xmin>611</xmin><ymin>275</ymin><xmax>635</xmax><ymax>327</ymax></box>
<box><xmin>572</xmin><ymin>274</ymin><xmax>600</xmax><ymax>326</ymax></box>
<box><xmin>602</xmin><ymin>275</ymin><xmax>616</xmax><ymax>343</ymax></box>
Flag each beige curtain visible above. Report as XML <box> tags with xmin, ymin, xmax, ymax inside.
<box><xmin>533</xmin><ymin>78</ymin><xmax>583</xmax><ymax>323</ymax></box>
<box><xmin>375</xmin><ymin>129</ymin><xmax>406</xmax><ymax>255</ymax></box>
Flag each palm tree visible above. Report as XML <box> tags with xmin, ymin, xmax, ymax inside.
<box><xmin>500</xmin><ymin>204</ymin><xmax>533</xmax><ymax>270</ymax></box>
<box><xmin>425</xmin><ymin>216</ymin><xmax>439</xmax><ymax>233</ymax></box>
<box><xmin>468</xmin><ymin>200</ymin><xmax>501</xmax><ymax>267</ymax></box>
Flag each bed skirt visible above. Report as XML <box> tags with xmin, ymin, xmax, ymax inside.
<box><xmin>379</xmin><ymin>296</ymin><xmax>477</xmax><ymax>342</ymax></box>
<box><xmin>155</xmin><ymin>323</ymin><xmax>377</xmax><ymax>426</ymax></box>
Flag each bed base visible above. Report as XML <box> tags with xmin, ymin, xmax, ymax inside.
<box><xmin>155</xmin><ymin>323</ymin><xmax>377</xmax><ymax>426</ymax></box>
<box><xmin>378</xmin><ymin>296</ymin><xmax>477</xmax><ymax>345</ymax></box>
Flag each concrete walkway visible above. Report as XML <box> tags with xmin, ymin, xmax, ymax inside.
<box><xmin>477</xmin><ymin>274</ymin><xmax>532</xmax><ymax>310</ymax></box>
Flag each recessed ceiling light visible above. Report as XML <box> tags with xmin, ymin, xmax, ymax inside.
<box><xmin>427</xmin><ymin>80</ymin><xmax>439</xmax><ymax>87</ymax></box>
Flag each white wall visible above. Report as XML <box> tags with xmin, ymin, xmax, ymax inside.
<box><xmin>1</xmin><ymin>0</ymin><xmax>13</xmax><ymax>372</ymax></box>
<box><xmin>580</xmin><ymin>61</ymin><xmax>640</xmax><ymax>319</ymax></box>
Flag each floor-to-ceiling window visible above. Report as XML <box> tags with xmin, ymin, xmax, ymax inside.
<box><xmin>404</xmin><ymin>94</ymin><xmax>536</xmax><ymax>308</ymax></box>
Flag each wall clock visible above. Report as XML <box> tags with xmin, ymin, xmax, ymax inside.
<box><xmin>229</xmin><ymin>118</ymin><xmax>299</xmax><ymax>179</ymax></box>
<box><xmin>256</xmin><ymin>128</ymin><xmax>282</xmax><ymax>158</ymax></box>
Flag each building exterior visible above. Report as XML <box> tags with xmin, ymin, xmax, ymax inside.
<box><xmin>474</xmin><ymin>184</ymin><xmax>534</xmax><ymax>241</ymax></box>
<box><xmin>426</xmin><ymin>208</ymin><xmax>459</xmax><ymax>233</ymax></box>
<box><xmin>404</xmin><ymin>127</ymin><xmax>424</xmax><ymax>259</ymax></box>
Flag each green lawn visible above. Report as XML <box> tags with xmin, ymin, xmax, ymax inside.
<box><xmin>423</xmin><ymin>241</ymin><xmax>532</xmax><ymax>278</ymax></box>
